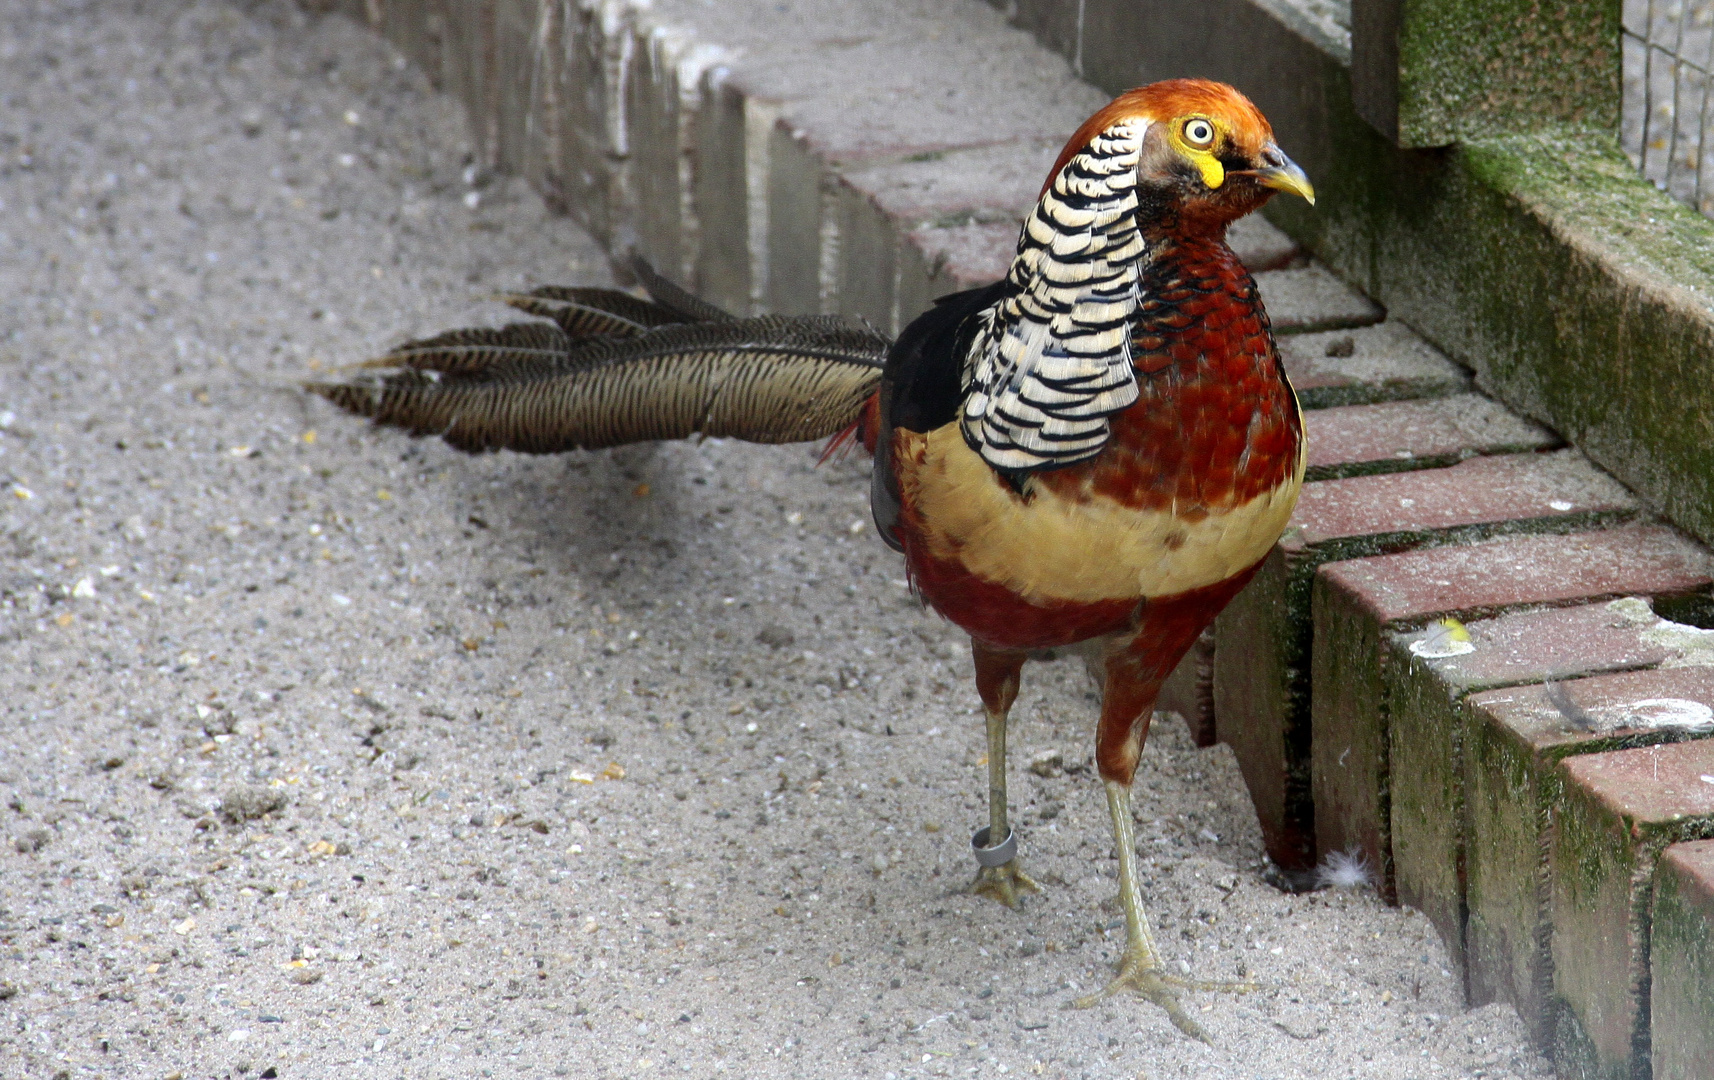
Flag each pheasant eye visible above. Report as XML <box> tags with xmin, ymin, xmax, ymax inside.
<box><xmin>1183</xmin><ymin>119</ymin><xmax>1215</xmax><ymax>147</ymax></box>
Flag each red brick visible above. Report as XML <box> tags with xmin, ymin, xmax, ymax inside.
<box><xmin>1290</xmin><ymin>449</ymin><xmax>1634</xmax><ymax>546</ymax></box>
<box><xmin>1651</xmin><ymin>839</ymin><xmax>1714</xmax><ymax>1080</ymax></box>
<box><xmin>1551</xmin><ymin>741</ymin><xmax>1714</xmax><ymax>1080</ymax></box>
<box><xmin>1311</xmin><ymin>526</ymin><xmax>1714</xmax><ymax>898</ymax></box>
<box><xmin>1463</xmin><ymin>669</ymin><xmax>1714</xmax><ymax>1043</ymax></box>
<box><xmin>1214</xmin><ymin>454</ymin><xmax>1640</xmax><ymax>875</ymax></box>
<box><xmin>1312</xmin><ymin>525</ymin><xmax>1712</xmax><ymax>627</ymax></box>
<box><xmin>1301</xmin><ymin>394</ymin><xmax>1555</xmax><ymax>482</ymax></box>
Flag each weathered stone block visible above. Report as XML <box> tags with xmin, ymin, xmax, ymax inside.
<box><xmin>1227</xmin><ymin>213</ymin><xmax>1301</xmax><ymax>273</ymax></box>
<box><xmin>375</xmin><ymin>0</ymin><xmax>447</xmax><ymax>85</ymax></box>
<box><xmin>1386</xmin><ymin>601</ymin><xmax>1714</xmax><ymax>984</ymax></box>
<box><xmin>761</xmin><ymin>117</ymin><xmax>824</xmax><ymax>316</ymax></box>
<box><xmin>908</xmin><ymin>221</ymin><xmax>1018</xmax><ymax>301</ymax></box>
<box><xmin>1314</xmin><ymin>527</ymin><xmax>1714</xmax><ymax>903</ymax></box>
<box><xmin>627</xmin><ymin>25</ymin><xmax>687</xmax><ymax>282</ymax></box>
<box><xmin>549</xmin><ymin>0</ymin><xmax>621</xmax><ymax>247</ymax></box>
<box><xmin>1280</xmin><ymin>322</ymin><xmax>1472</xmax><ymax>409</ymax></box>
<box><xmin>691</xmin><ymin>75</ymin><xmax>754</xmax><ymax>316</ymax></box>
<box><xmin>1254</xmin><ymin>264</ymin><xmax>1384</xmax><ymax>334</ymax></box>
<box><xmin>1650</xmin><ymin>839</ymin><xmax>1714</xmax><ymax>1080</ymax></box>
<box><xmin>834</xmin><ymin>181</ymin><xmax>896</xmax><ymax>332</ymax></box>
<box><xmin>1217</xmin><ymin>452</ymin><xmax>1638</xmax><ymax>874</ymax></box>
<box><xmin>491</xmin><ymin>0</ymin><xmax>539</xmax><ymax>174</ymax></box>
<box><xmin>446</xmin><ymin>0</ymin><xmax>501</xmax><ymax>168</ymax></box>
<box><xmin>1551</xmin><ymin>741</ymin><xmax>1714</xmax><ymax>1080</ymax></box>
<box><xmin>1005</xmin><ymin>0</ymin><xmax>1081</xmax><ymax>62</ymax></box>
<box><xmin>1072</xmin><ymin>0</ymin><xmax>1349</xmax><ymax>190</ymax></box>
<box><xmin>1462</xmin><ymin>669</ymin><xmax>1714</xmax><ymax>1045</ymax></box>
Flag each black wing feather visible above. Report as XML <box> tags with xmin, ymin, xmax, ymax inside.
<box><xmin>870</xmin><ymin>281</ymin><xmax>1008</xmax><ymax>551</ymax></box>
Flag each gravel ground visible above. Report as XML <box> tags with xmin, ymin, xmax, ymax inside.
<box><xmin>0</xmin><ymin>3</ymin><xmax>1554</xmax><ymax>1078</ymax></box>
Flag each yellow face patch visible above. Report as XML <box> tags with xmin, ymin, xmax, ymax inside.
<box><xmin>1168</xmin><ymin>115</ymin><xmax>1226</xmax><ymax>190</ymax></box>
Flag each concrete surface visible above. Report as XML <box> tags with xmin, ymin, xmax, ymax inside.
<box><xmin>0</xmin><ymin>2</ymin><xmax>1552</xmax><ymax>1078</ymax></box>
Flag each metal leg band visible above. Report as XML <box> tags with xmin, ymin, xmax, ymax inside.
<box><xmin>970</xmin><ymin>825</ymin><xmax>1017</xmax><ymax>868</ymax></box>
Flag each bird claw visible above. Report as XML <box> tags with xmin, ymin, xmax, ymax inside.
<box><xmin>1070</xmin><ymin>950</ymin><xmax>1257</xmax><ymax>1044</ymax></box>
<box><xmin>969</xmin><ymin>859</ymin><xmax>1040</xmax><ymax>909</ymax></box>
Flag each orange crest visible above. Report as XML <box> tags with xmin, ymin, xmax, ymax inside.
<box><xmin>1040</xmin><ymin>80</ymin><xmax>1274</xmax><ymax>198</ymax></box>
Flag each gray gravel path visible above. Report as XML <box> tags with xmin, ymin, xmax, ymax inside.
<box><xmin>0</xmin><ymin>3</ymin><xmax>1552</xmax><ymax>1078</ymax></box>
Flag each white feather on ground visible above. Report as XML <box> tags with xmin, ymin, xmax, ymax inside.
<box><xmin>1316</xmin><ymin>847</ymin><xmax>1377</xmax><ymax>889</ymax></box>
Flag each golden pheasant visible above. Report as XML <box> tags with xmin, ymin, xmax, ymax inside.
<box><xmin>309</xmin><ymin>78</ymin><xmax>1313</xmax><ymax>1040</ymax></box>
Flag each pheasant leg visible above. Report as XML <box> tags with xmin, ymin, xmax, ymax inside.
<box><xmin>1073</xmin><ymin>780</ymin><xmax>1253</xmax><ymax>1042</ymax></box>
<box><xmin>969</xmin><ymin>644</ymin><xmax>1039</xmax><ymax>908</ymax></box>
<box><xmin>970</xmin><ymin>699</ymin><xmax>1040</xmax><ymax>907</ymax></box>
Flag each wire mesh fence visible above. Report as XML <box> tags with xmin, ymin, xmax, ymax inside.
<box><xmin>1623</xmin><ymin>0</ymin><xmax>1714</xmax><ymax>215</ymax></box>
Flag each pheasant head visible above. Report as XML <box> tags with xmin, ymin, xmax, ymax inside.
<box><xmin>1043</xmin><ymin>78</ymin><xmax>1314</xmax><ymax>240</ymax></box>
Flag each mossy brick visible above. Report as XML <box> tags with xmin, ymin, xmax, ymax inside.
<box><xmin>1385</xmin><ymin>600</ymin><xmax>1714</xmax><ymax>982</ymax></box>
<box><xmin>1650</xmin><ymin>839</ymin><xmax>1714</xmax><ymax>1080</ymax></box>
<box><xmin>1315</xmin><ymin>526</ymin><xmax>1714</xmax><ymax>903</ymax></box>
<box><xmin>1551</xmin><ymin>741</ymin><xmax>1714</xmax><ymax>1080</ymax></box>
<box><xmin>1254</xmin><ymin>265</ymin><xmax>1385</xmax><ymax>334</ymax></box>
<box><xmin>1460</xmin><ymin>670</ymin><xmax>1714</xmax><ymax>1047</ymax></box>
<box><xmin>1215</xmin><ymin>451</ymin><xmax>1638</xmax><ymax>875</ymax></box>
<box><xmin>1301</xmin><ymin>393</ymin><xmax>1556</xmax><ymax>483</ymax></box>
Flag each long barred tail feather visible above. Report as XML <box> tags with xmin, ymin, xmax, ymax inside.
<box><xmin>492</xmin><ymin>251</ymin><xmax>734</xmax><ymax>339</ymax></box>
<box><xmin>309</xmin><ymin>313</ymin><xmax>889</xmax><ymax>456</ymax></box>
<box><xmin>495</xmin><ymin>286</ymin><xmax>687</xmax><ymax>338</ymax></box>
<box><xmin>624</xmin><ymin>251</ymin><xmax>735</xmax><ymax>325</ymax></box>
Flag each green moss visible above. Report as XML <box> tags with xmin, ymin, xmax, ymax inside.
<box><xmin>1652</xmin><ymin>854</ymin><xmax>1714</xmax><ymax>1080</ymax></box>
<box><xmin>1394</xmin><ymin>0</ymin><xmax>1618</xmax><ymax>145</ymax></box>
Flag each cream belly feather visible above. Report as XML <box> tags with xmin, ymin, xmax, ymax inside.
<box><xmin>898</xmin><ymin>423</ymin><xmax>1305</xmax><ymax>606</ymax></box>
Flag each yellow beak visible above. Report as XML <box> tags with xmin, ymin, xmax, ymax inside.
<box><xmin>1244</xmin><ymin>144</ymin><xmax>1315</xmax><ymax>205</ymax></box>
